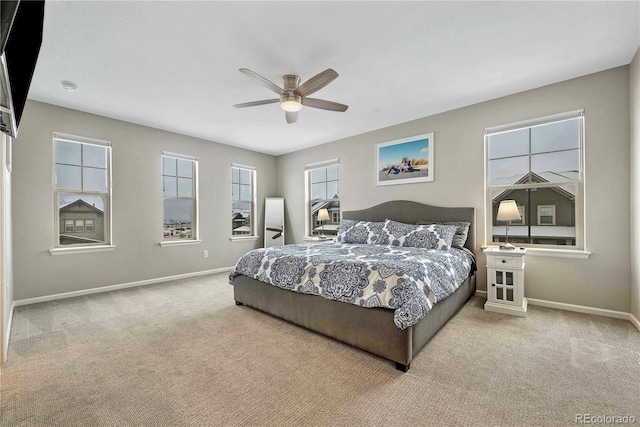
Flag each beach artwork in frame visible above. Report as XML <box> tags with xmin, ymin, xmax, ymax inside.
<box><xmin>375</xmin><ymin>132</ymin><xmax>434</xmax><ymax>186</ymax></box>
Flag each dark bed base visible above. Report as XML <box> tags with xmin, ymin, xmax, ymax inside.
<box><xmin>232</xmin><ymin>273</ymin><xmax>475</xmax><ymax>371</ymax></box>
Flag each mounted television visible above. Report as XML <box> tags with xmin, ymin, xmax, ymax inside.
<box><xmin>0</xmin><ymin>0</ymin><xmax>45</xmax><ymax>138</ymax></box>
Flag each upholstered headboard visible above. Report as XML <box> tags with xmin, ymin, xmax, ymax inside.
<box><xmin>342</xmin><ymin>200</ymin><xmax>476</xmax><ymax>252</ymax></box>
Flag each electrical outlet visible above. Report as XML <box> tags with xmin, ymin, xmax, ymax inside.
<box><xmin>203</xmin><ymin>250</ymin><xmax>208</xmax><ymax>258</ymax></box>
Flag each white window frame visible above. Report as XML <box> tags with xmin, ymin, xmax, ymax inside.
<box><xmin>305</xmin><ymin>159</ymin><xmax>340</xmax><ymax>237</ymax></box>
<box><xmin>160</xmin><ymin>151</ymin><xmax>200</xmax><ymax>247</ymax></box>
<box><xmin>231</xmin><ymin>163</ymin><xmax>258</xmax><ymax>241</ymax></box>
<box><xmin>64</xmin><ymin>220</ymin><xmax>74</xmax><ymax>233</ymax></box>
<box><xmin>75</xmin><ymin>219</ymin><xmax>85</xmax><ymax>233</ymax></box>
<box><xmin>85</xmin><ymin>219</ymin><xmax>94</xmax><ymax>232</ymax></box>
<box><xmin>485</xmin><ymin>110</ymin><xmax>589</xmax><ymax>258</ymax></box>
<box><xmin>537</xmin><ymin>205</ymin><xmax>556</xmax><ymax>225</ymax></box>
<box><xmin>50</xmin><ymin>133</ymin><xmax>113</xmax><ymax>256</ymax></box>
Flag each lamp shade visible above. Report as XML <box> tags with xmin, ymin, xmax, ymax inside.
<box><xmin>496</xmin><ymin>200</ymin><xmax>521</xmax><ymax>222</ymax></box>
<box><xmin>317</xmin><ymin>208</ymin><xmax>330</xmax><ymax>222</ymax></box>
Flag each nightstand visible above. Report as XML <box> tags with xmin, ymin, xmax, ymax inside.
<box><xmin>483</xmin><ymin>247</ymin><xmax>527</xmax><ymax>317</ymax></box>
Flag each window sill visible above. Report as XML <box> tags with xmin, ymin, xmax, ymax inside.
<box><xmin>50</xmin><ymin>245</ymin><xmax>116</xmax><ymax>256</ymax></box>
<box><xmin>230</xmin><ymin>236</ymin><xmax>259</xmax><ymax>242</ymax></box>
<box><xmin>159</xmin><ymin>239</ymin><xmax>202</xmax><ymax>247</ymax></box>
<box><xmin>482</xmin><ymin>245</ymin><xmax>591</xmax><ymax>259</ymax></box>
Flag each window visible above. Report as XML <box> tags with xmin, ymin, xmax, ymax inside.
<box><xmin>231</xmin><ymin>165</ymin><xmax>256</xmax><ymax>237</ymax></box>
<box><xmin>485</xmin><ymin>111</ymin><xmax>583</xmax><ymax>249</ymax></box>
<box><xmin>54</xmin><ymin>133</ymin><xmax>111</xmax><ymax>247</ymax></box>
<box><xmin>305</xmin><ymin>160</ymin><xmax>340</xmax><ymax>237</ymax></box>
<box><xmin>537</xmin><ymin>205</ymin><xmax>556</xmax><ymax>225</ymax></box>
<box><xmin>162</xmin><ymin>153</ymin><xmax>198</xmax><ymax>242</ymax></box>
<box><xmin>85</xmin><ymin>219</ymin><xmax>94</xmax><ymax>232</ymax></box>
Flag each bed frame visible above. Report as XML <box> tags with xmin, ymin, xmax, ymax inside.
<box><xmin>231</xmin><ymin>200</ymin><xmax>476</xmax><ymax>372</ymax></box>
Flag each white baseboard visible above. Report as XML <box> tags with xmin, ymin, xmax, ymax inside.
<box><xmin>3</xmin><ymin>300</ymin><xmax>14</xmax><ymax>363</ymax></box>
<box><xmin>630</xmin><ymin>314</ymin><xmax>640</xmax><ymax>332</ymax></box>
<box><xmin>474</xmin><ymin>290</ymin><xmax>639</xmax><ymax>331</ymax></box>
<box><xmin>14</xmin><ymin>267</ymin><xmax>234</xmax><ymax>307</ymax></box>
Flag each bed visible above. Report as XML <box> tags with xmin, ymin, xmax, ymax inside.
<box><xmin>229</xmin><ymin>200</ymin><xmax>476</xmax><ymax>372</ymax></box>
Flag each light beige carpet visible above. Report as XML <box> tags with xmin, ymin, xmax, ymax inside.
<box><xmin>1</xmin><ymin>272</ymin><xmax>639</xmax><ymax>427</ymax></box>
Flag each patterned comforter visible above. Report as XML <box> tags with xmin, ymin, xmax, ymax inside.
<box><xmin>229</xmin><ymin>242</ymin><xmax>475</xmax><ymax>330</ymax></box>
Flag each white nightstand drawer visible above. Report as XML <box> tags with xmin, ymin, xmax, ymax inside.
<box><xmin>494</xmin><ymin>256</ymin><xmax>516</xmax><ymax>267</ymax></box>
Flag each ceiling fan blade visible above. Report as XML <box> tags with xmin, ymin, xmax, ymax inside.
<box><xmin>267</xmin><ymin>227</ymin><xmax>282</xmax><ymax>232</ymax></box>
<box><xmin>285</xmin><ymin>111</ymin><xmax>298</xmax><ymax>124</ymax></box>
<box><xmin>233</xmin><ymin>99</ymin><xmax>280</xmax><ymax>108</ymax></box>
<box><xmin>295</xmin><ymin>69</ymin><xmax>339</xmax><ymax>97</ymax></box>
<box><xmin>272</xmin><ymin>232</ymin><xmax>282</xmax><ymax>239</ymax></box>
<box><xmin>303</xmin><ymin>98</ymin><xmax>349</xmax><ymax>112</ymax></box>
<box><xmin>239</xmin><ymin>68</ymin><xmax>284</xmax><ymax>95</ymax></box>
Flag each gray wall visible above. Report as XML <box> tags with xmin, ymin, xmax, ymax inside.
<box><xmin>631</xmin><ymin>48</ymin><xmax>640</xmax><ymax>322</ymax></box>
<box><xmin>12</xmin><ymin>101</ymin><xmax>277</xmax><ymax>300</ymax></box>
<box><xmin>277</xmin><ymin>66</ymin><xmax>631</xmax><ymax>313</ymax></box>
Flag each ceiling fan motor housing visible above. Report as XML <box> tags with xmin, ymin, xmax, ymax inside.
<box><xmin>282</xmin><ymin>75</ymin><xmax>300</xmax><ymax>91</ymax></box>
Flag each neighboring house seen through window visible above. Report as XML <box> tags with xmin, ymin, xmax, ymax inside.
<box><xmin>54</xmin><ymin>133</ymin><xmax>111</xmax><ymax>247</ymax></box>
<box><xmin>306</xmin><ymin>160</ymin><xmax>340</xmax><ymax>237</ymax></box>
<box><xmin>231</xmin><ymin>165</ymin><xmax>256</xmax><ymax>237</ymax></box>
<box><xmin>162</xmin><ymin>153</ymin><xmax>198</xmax><ymax>242</ymax></box>
<box><xmin>485</xmin><ymin>111</ymin><xmax>584</xmax><ymax>249</ymax></box>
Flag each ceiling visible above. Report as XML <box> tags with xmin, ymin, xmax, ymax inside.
<box><xmin>28</xmin><ymin>1</ymin><xmax>640</xmax><ymax>156</ymax></box>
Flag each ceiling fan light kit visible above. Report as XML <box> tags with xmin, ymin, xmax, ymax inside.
<box><xmin>280</xmin><ymin>94</ymin><xmax>303</xmax><ymax>112</ymax></box>
<box><xmin>234</xmin><ymin>68</ymin><xmax>348</xmax><ymax>123</ymax></box>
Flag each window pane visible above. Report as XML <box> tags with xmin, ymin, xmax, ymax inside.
<box><xmin>239</xmin><ymin>169</ymin><xmax>251</xmax><ymax>185</ymax></box>
<box><xmin>311</xmin><ymin>168</ymin><xmax>326</xmax><ymax>184</ymax></box>
<box><xmin>488</xmin><ymin>129</ymin><xmax>529</xmax><ymax>160</ymax></box>
<box><xmin>232</xmin><ymin>183</ymin><xmax>239</xmax><ymax>201</ymax></box>
<box><xmin>326</xmin><ymin>165</ymin><xmax>339</xmax><ymax>181</ymax></box>
<box><xmin>488</xmin><ymin>156</ymin><xmax>529</xmax><ymax>186</ymax></box>
<box><xmin>232</xmin><ymin>202</ymin><xmax>252</xmax><ymax>235</ymax></box>
<box><xmin>83</xmin><ymin>144</ymin><xmax>107</xmax><ymax>168</ymax></box>
<box><xmin>55</xmin><ymin>140</ymin><xmax>81</xmax><ymax>165</ymax></box>
<box><xmin>531</xmin><ymin>119</ymin><xmax>580</xmax><ymax>154</ymax></box>
<box><xmin>163</xmin><ymin>176</ymin><xmax>177</xmax><ymax>197</ymax></box>
<box><xmin>163</xmin><ymin>157</ymin><xmax>176</xmax><ymax>176</ymax></box>
<box><xmin>326</xmin><ymin>181</ymin><xmax>339</xmax><ymax>199</ymax></box>
<box><xmin>83</xmin><ymin>167</ymin><xmax>107</xmax><ymax>192</ymax></box>
<box><xmin>55</xmin><ymin>164</ymin><xmax>82</xmax><ymax>190</ymax></box>
<box><xmin>177</xmin><ymin>177</ymin><xmax>193</xmax><ymax>198</ymax></box>
<box><xmin>58</xmin><ymin>194</ymin><xmax>106</xmax><ymax>245</ymax></box>
<box><xmin>531</xmin><ymin>150</ymin><xmax>579</xmax><ymax>178</ymax></box>
<box><xmin>240</xmin><ymin>184</ymin><xmax>251</xmax><ymax>201</ymax></box>
<box><xmin>232</xmin><ymin>167</ymin><xmax>239</xmax><ymax>184</ymax></box>
<box><xmin>177</xmin><ymin>159</ymin><xmax>193</xmax><ymax>178</ymax></box>
<box><xmin>492</xmin><ymin>186</ymin><xmax>575</xmax><ymax>246</ymax></box>
<box><xmin>163</xmin><ymin>199</ymin><xmax>193</xmax><ymax>240</ymax></box>
<box><xmin>311</xmin><ymin>182</ymin><xmax>326</xmax><ymax>200</ymax></box>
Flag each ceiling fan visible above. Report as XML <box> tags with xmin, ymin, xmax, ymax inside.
<box><xmin>233</xmin><ymin>68</ymin><xmax>348</xmax><ymax>124</ymax></box>
<box><xmin>266</xmin><ymin>227</ymin><xmax>283</xmax><ymax>239</ymax></box>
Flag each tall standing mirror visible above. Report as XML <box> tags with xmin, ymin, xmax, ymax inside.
<box><xmin>264</xmin><ymin>197</ymin><xmax>284</xmax><ymax>247</ymax></box>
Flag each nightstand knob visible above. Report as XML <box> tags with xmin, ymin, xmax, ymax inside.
<box><xmin>501</xmin><ymin>260</ymin><xmax>506</xmax><ymax>263</ymax></box>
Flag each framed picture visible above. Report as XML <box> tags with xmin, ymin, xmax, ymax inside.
<box><xmin>375</xmin><ymin>132</ymin><xmax>434</xmax><ymax>186</ymax></box>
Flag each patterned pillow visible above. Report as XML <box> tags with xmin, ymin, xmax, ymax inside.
<box><xmin>417</xmin><ymin>221</ymin><xmax>471</xmax><ymax>249</ymax></box>
<box><xmin>336</xmin><ymin>220</ymin><xmax>385</xmax><ymax>244</ymax></box>
<box><xmin>377</xmin><ymin>219</ymin><xmax>457</xmax><ymax>250</ymax></box>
